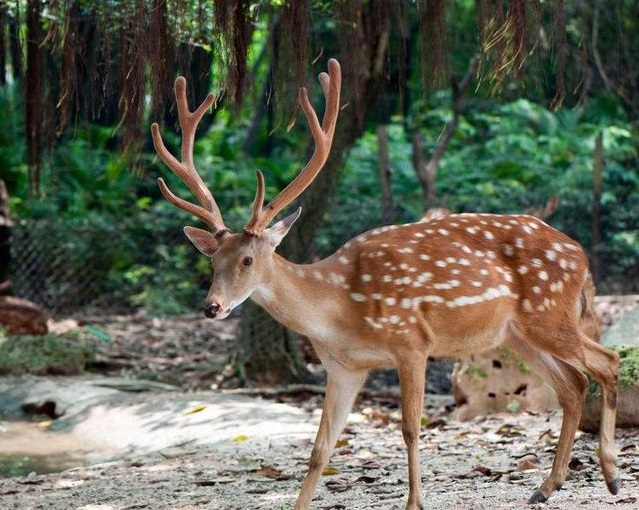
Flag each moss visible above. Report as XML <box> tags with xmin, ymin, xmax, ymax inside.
<box><xmin>0</xmin><ymin>334</ymin><xmax>94</xmax><ymax>376</ymax></box>
<box><xmin>497</xmin><ymin>347</ymin><xmax>531</xmax><ymax>374</ymax></box>
<box><xmin>465</xmin><ymin>366</ymin><xmax>488</xmax><ymax>379</ymax></box>
<box><xmin>586</xmin><ymin>345</ymin><xmax>639</xmax><ymax>402</ymax></box>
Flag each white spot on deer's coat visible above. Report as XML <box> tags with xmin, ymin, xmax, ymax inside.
<box><xmin>522</xmin><ymin>225</ymin><xmax>533</xmax><ymax>235</ymax></box>
<box><xmin>518</xmin><ymin>265</ymin><xmax>528</xmax><ymax>274</ymax></box>
<box><xmin>350</xmin><ymin>293</ymin><xmax>366</xmax><ymax>302</ymax></box>
<box><xmin>422</xmin><ymin>295</ymin><xmax>445</xmax><ymax>303</ymax></box>
<box><xmin>531</xmin><ymin>258</ymin><xmax>543</xmax><ymax>268</ymax></box>
<box><xmin>538</xmin><ymin>271</ymin><xmax>549</xmax><ymax>281</ymax></box>
<box><xmin>466</xmin><ymin>227</ymin><xmax>478</xmax><ymax>234</ymax></box>
<box><xmin>515</xmin><ymin>237</ymin><xmax>525</xmax><ymax>248</ymax></box>
<box><xmin>523</xmin><ymin>299</ymin><xmax>533</xmax><ymax>312</ymax></box>
<box><xmin>433</xmin><ymin>282</ymin><xmax>452</xmax><ymax>290</ymax></box>
<box><xmin>435</xmin><ymin>260</ymin><xmax>447</xmax><ymax>268</ymax></box>
<box><xmin>438</xmin><ymin>229</ymin><xmax>450</xmax><ymax>236</ymax></box>
<box><xmin>361</xmin><ymin>274</ymin><xmax>373</xmax><ymax>282</ymax></box>
<box><xmin>364</xmin><ymin>317</ymin><xmax>383</xmax><ymax>330</ymax></box>
<box><xmin>313</xmin><ymin>271</ymin><xmax>323</xmax><ymax>280</ymax></box>
<box><xmin>559</xmin><ymin>259</ymin><xmax>568</xmax><ymax>269</ymax></box>
<box><xmin>503</xmin><ymin>244</ymin><xmax>514</xmax><ymax>256</ymax></box>
<box><xmin>382</xmin><ymin>275</ymin><xmax>393</xmax><ymax>283</ymax></box>
<box><xmin>371</xmin><ymin>293</ymin><xmax>383</xmax><ymax>300</ymax></box>
<box><xmin>400</xmin><ymin>298</ymin><xmax>413</xmax><ymax>309</ymax></box>
<box><xmin>389</xmin><ymin>315</ymin><xmax>401</xmax><ymax>324</ymax></box>
<box><xmin>446</xmin><ymin>257</ymin><xmax>457</xmax><ymax>264</ymax></box>
<box><xmin>533</xmin><ymin>286</ymin><xmax>541</xmax><ymax>294</ymax></box>
<box><xmin>414</xmin><ymin>232</ymin><xmax>425</xmax><ymax>238</ymax></box>
<box><xmin>451</xmin><ymin>269</ymin><xmax>461</xmax><ymax>275</ymax></box>
<box><xmin>338</xmin><ymin>256</ymin><xmax>349</xmax><ymax>265</ymax></box>
<box><xmin>417</xmin><ymin>272</ymin><xmax>433</xmax><ymax>283</ymax></box>
<box><xmin>471</xmin><ymin>281</ymin><xmax>483</xmax><ymax>287</ymax></box>
<box><xmin>399</xmin><ymin>248</ymin><xmax>414</xmax><ymax>254</ymax></box>
<box><xmin>545</xmin><ymin>250</ymin><xmax>557</xmax><ymax>261</ymax></box>
<box><xmin>484</xmin><ymin>231</ymin><xmax>494</xmax><ymax>240</ymax></box>
<box><xmin>480</xmin><ymin>269</ymin><xmax>489</xmax><ymax>276</ymax></box>
<box><xmin>385</xmin><ymin>297</ymin><xmax>396</xmax><ymax>306</ymax></box>
<box><xmin>408</xmin><ymin>316</ymin><xmax>417</xmax><ymax>324</ymax></box>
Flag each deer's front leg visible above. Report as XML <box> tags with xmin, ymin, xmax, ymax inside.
<box><xmin>398</xmin><ymin>352</ymin><xmax>427</xmax><ymax>510</ymax></box>
<box><xmin>294</xmin><ymin>363</ymin><xmax>368</xmax><ymax>510</ymax></box>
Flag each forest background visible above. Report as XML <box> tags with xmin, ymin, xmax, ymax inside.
<box><xmin>0</xmin><ymin>0</ymin><xmax>637</xmax><ymax>381</ymax></box>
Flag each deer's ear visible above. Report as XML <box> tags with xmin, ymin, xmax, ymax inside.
<box><xmin>184</xmin><ymin>226</ymin><xmax>220</xmax><ymax>256</ymax></box>
<box><xmin>265</xmin><ymin>208</ymin><xmax>301</xmax><ymax>247</ymax></box>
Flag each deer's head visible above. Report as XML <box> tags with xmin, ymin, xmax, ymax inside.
<box><xmin>152</xmin><ymin>60</ymin><xmax>341</xmax><ymax>319</ymax></box>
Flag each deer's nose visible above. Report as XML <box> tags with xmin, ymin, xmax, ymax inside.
<box><xmin>203</xmin><ymin>302</ymin><xmax>221</xmax><ymax>319</ymax></box>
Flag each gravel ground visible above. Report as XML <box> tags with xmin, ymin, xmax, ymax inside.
<box><xmin>1</xmin><ymin>397</ymin><xmax>637</xmax><ymax>510</ymax></box>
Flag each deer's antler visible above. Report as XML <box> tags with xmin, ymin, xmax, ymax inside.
<box><xmin>243</xmin><ymin>58</ymin><xmax>342</xmax><ymax>235</ymax></box>
<box><xmin>151</xmin><ymin>77</ymin><xmax>227</xmax><ymax>235</ymax></box>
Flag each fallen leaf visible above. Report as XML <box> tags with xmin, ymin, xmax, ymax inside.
<box><xmin>473</xmin><ymin>465</ymin><xmax>492</xmax><ymax>476</ymax></box>
<box><xmin>516</xmin><ymin>454</ymin><xmax>539</xmax><ymax>471</ymax></box>
<box><xmin>185</xmin><ymin>404</ymin><xmax>207</xmax><ymax>415</ymax></box>
<box><xmin>335</xmin><ymin>438</ymin><xmax>349</xmax><ymax>448</ymax></box>
<box><xmin>322</xmin><ymin>467</ymin><xmax>341</xmax><ymax>476</ymax></box>
<box><xmin>194</xmin><ymin>477</ymin><xmax>235</xmax><ymax>486</ymax></box>
<box><xmin>232</xmin><ymin>435</ymin><xmax>248</xmax><ymax>442</ymax></box>
<box><xmin>355</xmin><ymin>475</ymin><xmax>378</xmax><ymax>484</ymax></box>
<box><xmin>37</xmin><ymin>420</ymin><xmax>52</xmax><ymax>428</ymax></box>
<box><xmin>324</xmin><ymin>479</ymin><xmax>350</xmax><ymax>492</ymax></box>
<box><xmin>245</xmin><ymin>487</ymin><xmax>268</xmax><ymax>494</ymax></box>
<box><xmin>255</xmin><ymin>465</ymin><xmax>282</xmax><ymax>479</ymax></box>
<box><xmin>568</xmin><ymin>457</ymin><xmax>586</xmax><ymax>471</ymax></box>
<box><xmin>614</xmin><ymin>497</ymin><xmax>637</xmax><ymax>504</ymax></box>
<box><xmin>361</xmin><ymin>460</ymin><xmax>381</xmax><ymax>470</ymax></box>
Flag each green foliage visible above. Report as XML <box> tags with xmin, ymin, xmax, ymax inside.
<box><xmin>587</xmin><ymin>345</ymin><xmax>639</xmax><ymax>402</ymax></box>
<box><xmin>0</xmin><ymin>334</ymin><xmax>94</xmax><ymax>376</ymax></box>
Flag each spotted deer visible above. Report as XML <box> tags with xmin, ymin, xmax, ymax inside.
<box><xmin>152</xmin><ymin>59</ymin><xmax>620</xmax><ymax>509</ymax></box>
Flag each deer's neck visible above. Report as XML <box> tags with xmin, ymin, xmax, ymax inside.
<box><xmin>250</xmin><ymin>254</ymin><xmax>350</xmax><ymax>340</ymax></box>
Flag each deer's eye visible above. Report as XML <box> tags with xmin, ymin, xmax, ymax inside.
<box><xmin>242</xmin><ymin>256</ymin><xmax>253</xmax><ymax>267</ymax></box>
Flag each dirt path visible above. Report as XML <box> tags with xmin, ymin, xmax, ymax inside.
<box><xmin>1</xmin><ymin>382</ymin><xmax>637</xmax><ymax>510</ymax></box>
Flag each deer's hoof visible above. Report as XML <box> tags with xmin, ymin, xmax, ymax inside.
<box><xmin>606</xmin><ymin>477</ymin><xmax>621</xmax><ymax>495</ymax></box>
<box><xmin>528</xmin><ymin>490</ymin><xmax>548</xmax><ymax>504</ymax></box>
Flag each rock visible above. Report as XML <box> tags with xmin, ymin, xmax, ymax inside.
<box><xmin>601</xmin><ymin>307</ymin><xmax>639</xmax><ymax>347</ymax></box>
<box><xmin>452</xmin><ymin>347</ymin><xmax>559</xmax><ymax>421</ymax></box>
<box><xmin>0</xmin><ymin>296</ymin><xmax>48</xmax><ymax>335</ymax></box>
<box><xmin>580</xmin><ymin>345</ymin><xmax>639</xmax><ymax>432</ymax></box>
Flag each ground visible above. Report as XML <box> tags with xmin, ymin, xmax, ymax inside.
<box><xmin>1</xmin><ymin>304</ymin><xmax>638</xmax><ymax>510</ymax></box>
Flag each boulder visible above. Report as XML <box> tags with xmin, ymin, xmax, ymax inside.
<box><xmin>580</xmin><ymin>345</ymin><xmax>639</xmax><ymax>432</ymax></box>
<box><xmin>452</xmin><ymin>347</ymin><xmax>558</xmax><ymax>421</ymax></box>
<box><xmin>0</xmin><ymin>295</ymin><xmax>48</xmax><ymax>335</ymax></box>
<box><xmin>601</xmin><ymin>306</ymin><xmax>639</xmax><ymax>347</ymax></box>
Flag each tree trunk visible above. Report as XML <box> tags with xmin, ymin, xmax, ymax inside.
<box><xmin>376</xmin><ymin>124</ymin><xmax>395</xmax><ymax>224</ymax></box>
<box><xmin>8</xmin><ymin>9</ymin><xmax>23</xmax><ymax>83</ymax></box>
<box><xmin>25</xmin><ymin>0</ymin><xmax>44</xmax><ymax>196</ymax></box>
<box><xmin>591</xmin><ymin>132</ymin><xmax>603</xmax><ymax>282</ymax></box>
<box><xmin>0</xmin><ymin>3</ymin><xmax>7</xmax><ymax>87</ymax></box>
<box><xmin>0</xmin><ymin>180</ymin><xmax>12</xmax><ymax>294</ymax></box>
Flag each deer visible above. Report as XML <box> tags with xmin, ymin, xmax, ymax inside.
<box><xmin>151</xmin><ymin>59</ymin><xmax>620</xmax><ymax>509</ymax></box>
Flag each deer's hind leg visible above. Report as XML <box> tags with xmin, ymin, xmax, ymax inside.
<box><xmin>506</xmin><ymin>333</ymin><xmax>588</xmax><ymax>503</ymax></box>
<box><xmin>510</xmin><ymin>320</ymin><xmax>620</xmax><ymax>502</ymax></box>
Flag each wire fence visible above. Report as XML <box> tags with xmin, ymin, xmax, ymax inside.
<box><xmin>10</xmin><ymin>200</ymin><xmax>405</xmax><ymax>317</ymax></box>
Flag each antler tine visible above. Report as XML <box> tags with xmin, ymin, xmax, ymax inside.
<box><xmin>152</xmin><ymin>77</ymin><xmax>227</xmax><ymax>234</ymax></box>
<box><xmin>244</xmin><ymin>59</ymin><xmax>341</xmax><ymax>235</ymax></box>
